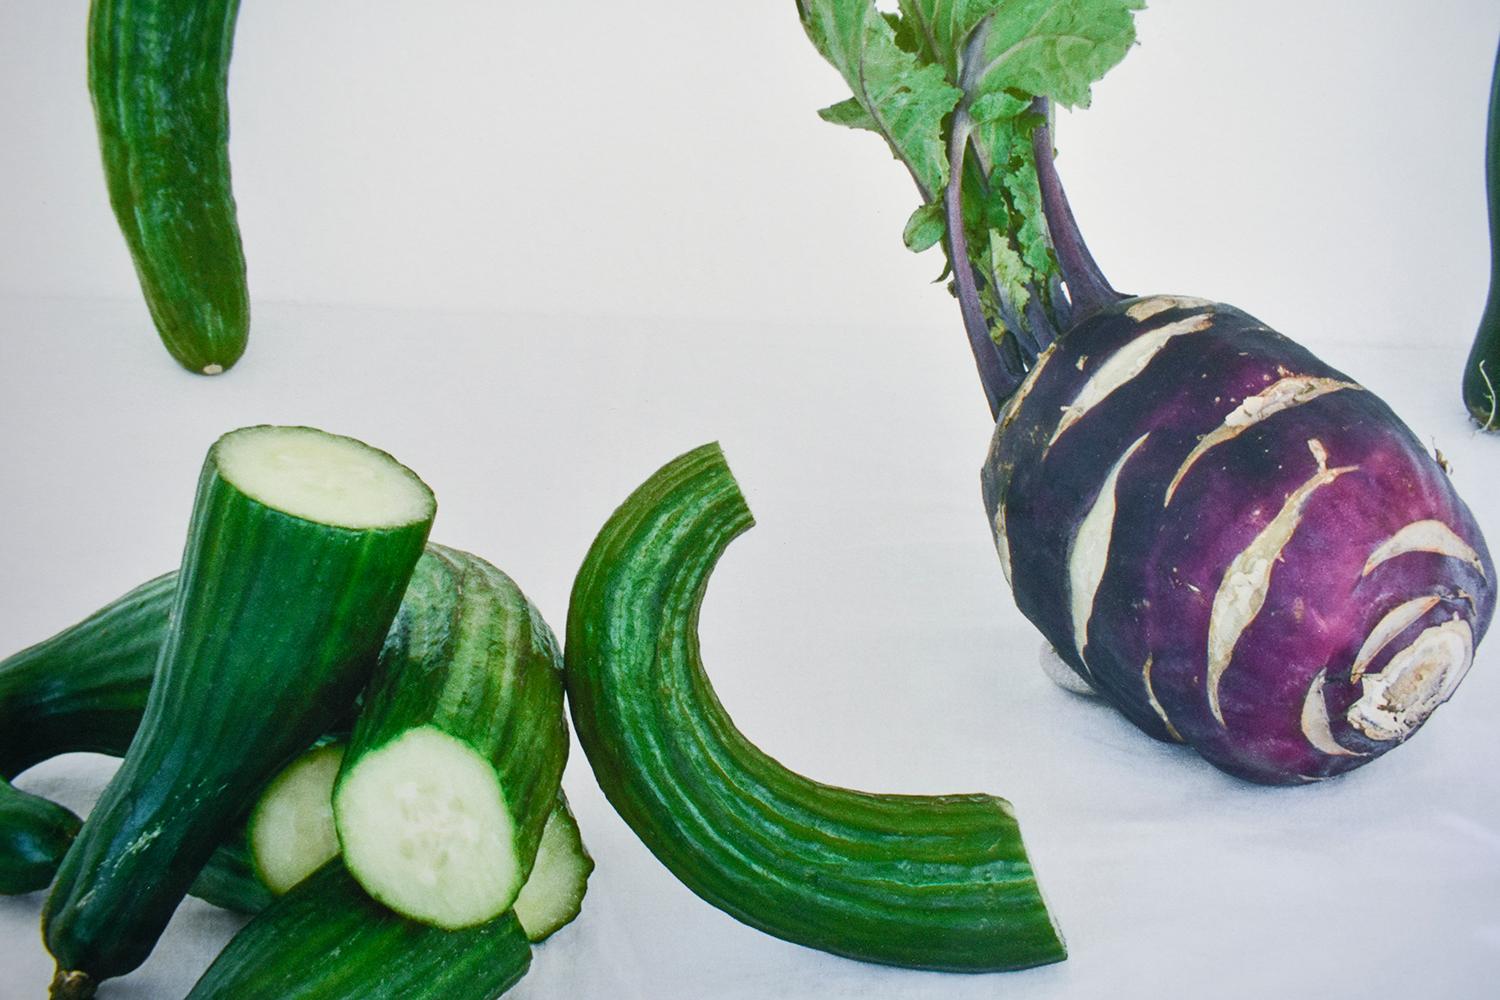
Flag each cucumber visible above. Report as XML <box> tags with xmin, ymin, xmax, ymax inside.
<box><xmin>513</xmin><ymin>792</ymin><xmax>593</xmax><ymax>943</ymax></box>
<box><xmin>89</xmin><ymin>0</ymin><xmax>249</xmax><ymax>374</ymax></box>
<box><xmin>0</xmin><ymin>571</ymin><xmax>175</xmax><ymax>778</ymax></box>
<box><xmin>250</xmin><ymin>742</ymin><xmax>346</xmax><ymax>894</ymax></box>
<box><xmin>0</xmin><ymin>777</ymin><xmax>80</xmax><ymax>895</ymax></box>
<box><xmin>333</xmin><ymin>545</ymin><xmax>568</xmax><ymax>930</ymax></box>
<box><xmin>182</xmin><ymin>833</ymin><xmax>276</xmax><ymax>916</ymax></box>
<box><xmin>43</xmin><ymin>425</ymin><xmax>435</xmax><ymax>999</ymax></box>
<box><xmin>566</xmin><ymin>443</ymin><xmax>1066</xmax><ymax>972</ymax></box>
<box><xmin>0</xmin><ymin>775</ymin><xmax>272</xmax><ymax>914</ymax></box>
<box><xmin>187</xmin><ymin>861</ymin><xmax>532</xmax><ymax>1000</ymax></box>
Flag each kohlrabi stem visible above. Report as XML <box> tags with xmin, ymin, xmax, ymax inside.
<box><xmin>1031</xmin><ymin>99</ymin><xmax>1125</xmax><ymax>323</ymax></box>
<box><xmin>1463</xmin><ymin>37</ymin><xmax>1500</xmax><ymax>431</ymax></box>
<box><xmin>946</xmin><ymin>105</ymin><xmax>1018</xmax><ymax>416</ymax></box>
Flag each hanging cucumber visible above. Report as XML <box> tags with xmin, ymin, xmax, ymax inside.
<box><xmin>565</xmin><ymin>443</ymin><xmax>1065</xmax><ymax>973</ymax></box>
<box><xmin>513</xmin><ymin>792</ymin><xmax>593</xmax><ymax>943</ymax></box>
<box><xmin>333</xmin><ymin>545</ymin><xmax>568</xmax><ymax>930</ymax></box>
<box><xmin>88</xmin><ymin>0</ymin><xmax>249</xmax><ymax>374</ymax></box>
<box><xmin>1464</xmin><ymin>38</ymin><xmax>1500</xmax><ymax>429</ymax></box>
<box><xmin>43</xmin><ymin>425</ymin><xmax>435</xmax><ymax>999</ymax></box>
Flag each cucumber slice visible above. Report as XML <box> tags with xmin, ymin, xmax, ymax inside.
<box><xmin>334</xmin><ymin>546</ymin><xmax>567</xmax><ymax>931</ymax></box>
<box><xmin>249</xmin><ymin>742</ymin><xmax>345</xmax><ymax>894</ymax></box>
<box><xmin>43</xmin><ymin>425</ymin><xmax>435</xmax><ymax>998</ymax></box>
<box><xmin>336</xmin><ymin>726</ymin><xmax>517</xmax><ymax>929</ymax></box>
<box><xmin>513</xmin><ymin>793</ymin><xmax>593</xmax><ymax>943</ymax></box>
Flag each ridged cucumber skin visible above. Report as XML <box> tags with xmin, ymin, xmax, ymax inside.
<box><xmin>566</xmin><ymin>443</ymin><xmax>1066</xmax><ymax>973</ymax></box>
<box><xmin>43</xmin><ymin>437</ymin><xmax>434</xmax><ymax>993</ymax></box>
<box><xmin>89</xmin><ymin>0</ymin><xmax>249</xmax><ymax>374</ymax></box>
<box><xmin>186</xmin><ymin>861</ymin><xmax>532</xmax><ymax>1000</ymax></box>
<box><xmin>0</xmin><ymin>777</ymin><xmax>81</xmax><ymax>895</ymax></box>
<box><xmin>0</xmin><ymin>572</ymin><xmax>175</xmax><ymax>778</ymax></box>
<box><xmin>335</xmin><ymin>545</ymin><xmax>568</xmax><ymax>923</ymax></box>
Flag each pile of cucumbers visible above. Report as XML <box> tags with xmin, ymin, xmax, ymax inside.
<box><xmin>3</xmin><ymin>426</ymin><xmax>1061</xmax><ymax>998</ymax></box>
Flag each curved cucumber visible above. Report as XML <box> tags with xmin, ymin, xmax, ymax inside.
<box><xmin>514</xmin><ymin>792</ymin><xmax>593</xmax><ymax>943</ymax></box>
<box><xmin>334</xmin><ymin>545</ymin><xmax>568</xmax><ymax>930</ymax></box>
<box><xmin>89</xmin><ymin>0</ymin><xmax>249</xmax><ymax>374</ymax></box>
<box><xmin>44</xmin><ymin>426</ymin><xmax>435</xmax><ymax>998</ymax></box>
<box><xmin>565</xmin><ymin>443</ymin><xmax>1066</xmax><ymax>972</ymax></box>
<box><xmin>0</xmin><ymin>572</ymin><xmax>175</xmax><ymax>778</ymax></box>
<box><xmin>187</xmin><ymin>861</ymin><xmax>532</xmax><ymax>1000</ymax></box>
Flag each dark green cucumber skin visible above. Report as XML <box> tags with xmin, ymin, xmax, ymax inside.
<box><xmin>0</xmin><ymin>573</ymin><xmax>344</xmax><ymax>913</ymax></box>
<box><xmin>187</xmin><ymin>861</ymin><xmax>531</xmax><ymax>1000</ymax></box>
<box><xmin>0</xmin><ymin>572</ymin><xmax>174</xmax><ymax>778</ymax></box>
<box><xmin>0</xmin><ymin>777</ymin><xmax>81</xmax><ymax>895</ymax></box>
<box><xmin>43</xmin><ymin>445</ymin><xmax>433</xmax><ymax>990</ymax></box>
<box><xmin>339</xmin><ymin>544</ymin><xmax>568</xmax><ymax>894</ymax></box>
<box><xmin>1464</xmin><ymin>37</ymin><xmax>1500</xmax><ymax>428</ymax></box>
<box><xmin>566</xmin><ymin>443</ymin><xmax>1065</xmax><ymax>973</ymax></box>
<box><xmin>89</xmin><ymin>0</ymin><xmax>249</xmax><ymax>374</ymax></box>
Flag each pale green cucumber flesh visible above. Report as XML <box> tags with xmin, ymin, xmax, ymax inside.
<box><xmin>250</xmin><ymin>743</ymin><xmax>345</xmax><ymax>894</ymax></box>
<box><xmin>42</xmin><ymin>425</ymin><xmax>434</xmax><ymax>993</ymax></box>
<box><xmin>565</xmin><ymin>443</ymin><xmax>1066</xmax><ymax>972</ymax></box>
<box><xmin>514</xmin><ymin>794</ymin><xmax>593</xmax><ymax>943</ymax></box>
<box><xmin>187</xmin><ymin>861</ymin><xmax>531</xmax><ymax>1000</ymax></box>
<box><xmin>335</xmin><ymin>726</ymin><xmax>520</xmax><ymax>929</ymax></box>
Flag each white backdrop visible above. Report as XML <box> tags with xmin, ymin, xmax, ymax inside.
<box><xmin>2</xmin><ymin>2</ymin><xmax>1499</xmax><ymax>998</ymax></box>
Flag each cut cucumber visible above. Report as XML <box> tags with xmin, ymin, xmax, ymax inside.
<box><xmin>249</xmin><ymin>742</ymin><xmax>345</xmax><ymax>894</ymax></box>
<box><xmin>565</xmin><ymin>444</ymin><xmax>1066</xmax><ymax>972</ymax></box>
<box><xmin>334</xmin><ymin>546</ymin><xmax>568</xmax><ymax>930</ymax></box>
<box><xmin>43</xmin><ymin>426</ymin><xmax>435</xmax><ymax>999</ymax></box>
<box><xmin>187</xmin><ymin>861</ymin><xmax>531</xmax><ymax>1000</ymax></box>
<box><xmin>513</xmin><ymin>792</ymin><xmax>594</xmax><ymax>943</ymax></box>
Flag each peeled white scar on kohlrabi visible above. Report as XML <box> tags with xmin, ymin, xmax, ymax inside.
<box><xmin>1048</xmin><ymin>308</ymin><xmax>1214</xmax><ymax>448</ymax></box>
<box><xmin>1206</xmin><ymin>439</ymin><xmax>1356</xmax><ymax>725</ymax></box>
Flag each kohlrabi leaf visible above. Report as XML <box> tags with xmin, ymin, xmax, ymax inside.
<box><xmin>903</xmin><ymin>203</ymin><xmax>947</xmax><ymax>252</ymax></box>
<box><xmin>800</xmin><ymin>0</ymin><xmax>1141</xmax><ymax>380</ymax></box>
<box><xmin>797</xmin><ymin>0</ymin><xmax>963</xmax><ymax>202</ymax></box>
<box><xmin>966</xmin><ymin>0</ymin><xmax>1144</xmax><ymax>110</ymax></box>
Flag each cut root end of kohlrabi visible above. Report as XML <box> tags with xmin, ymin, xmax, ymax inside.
<box><xmin>333</xmin><ymin>726</ymin><xmax>520</xmax><ymax>929</ymax></box>
<box><xmin>213</xmin><ymin>425</ymin><xmax>435</xmax><ymax>530</ymax></box>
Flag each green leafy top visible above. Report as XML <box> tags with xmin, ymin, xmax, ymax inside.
<box><xmin>798</xmin><ymin>0</ymin><xmax>1141</xmax><ymax>363</ymax></box>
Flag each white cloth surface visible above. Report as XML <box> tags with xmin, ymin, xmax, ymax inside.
<box><xmin>1</xmin><ymin>295</ymin><xmax>1496</xmax><ymax>999</ymax></box>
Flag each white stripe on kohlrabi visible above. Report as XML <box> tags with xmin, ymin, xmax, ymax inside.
<box><xmin>1140</xmin><ymin>655</ymin><xmax>1184</xmax><ymax>743</ymax></box>
<box><xmin>1206</xmin><ymin>440</ymin><xmax>1356</xmax><ymax>726</ymax></box>
<box><xmin>1123</xmin><ymin>295</ymin><xmax>1213</xmax><ymax>324</ymax></box>
<box><xmin>1299</xmin><ymin>669</ymin><xmax>1366</xmax><ymax>758</ymax></box>
<box><xmin>1163</xmin><ymin>376</ymin><xmax>1361</xmax><ymax>507</ymax></box>
<box><xmin>1068</xmin><ymin>434</ymin><xmax>1151</xmax><ymax>665</ymax></box>
<box><xmin>1049</xmin><ymin>313</ymin><xmax>1214</xmax><ymax>448</ymax></box>
<box><xmin>1348</xmin><ymin>595</ymin><xmax>1442</xmax><ymax>683</ymax></box>
<box><xmin>1361</xmin><ymin>520</ymin><xmax>1486</xmax><ymax>579</ymax></box>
